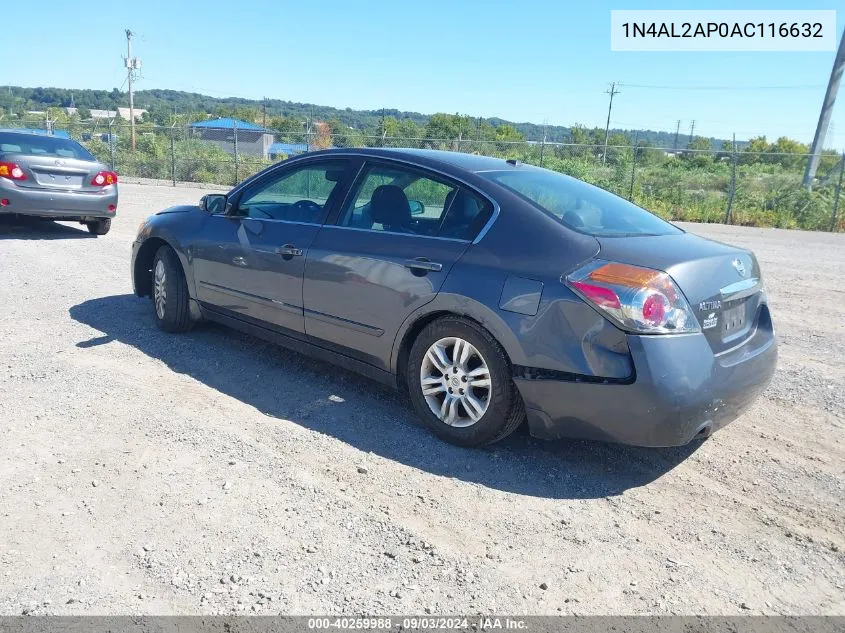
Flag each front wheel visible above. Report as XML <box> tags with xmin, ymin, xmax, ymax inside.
<box><xmin>151</xmin><ymin>245</ymin><xmax>192</xmax><ymax>333</ymax></box>
<box><xmin>407</xmin><ymin>317</ymin><xmax>524</xmax><ymax>447</ymax></box>
<box><xmin>85</xmin><ymin>218</ymin><xmax>111</xmax><ymax>235</ymax></box>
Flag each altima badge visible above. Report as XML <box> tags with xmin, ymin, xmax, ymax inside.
<box><xmin>732</xmin><ymin>258</ymin><xmax>747</xmax><ymax>277</ymax></box>
<box><xmin>703</xmin><ymin>313</ymin><xmax>718</xmax><ymax>329</ymax></box>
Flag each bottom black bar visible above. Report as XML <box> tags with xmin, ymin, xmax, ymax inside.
<box><xmin>0</xmin><ymin>616</ymin><xmax>842</xmax><ymax>633</ymax></box>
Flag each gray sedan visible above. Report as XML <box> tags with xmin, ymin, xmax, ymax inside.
<box><xmin>130</xmin><ymin>148</ymin><xmax>777</xmax><ymax>447</ymax></box>
<box><xmin>0</xmin><ymin>130</ymin><xmax>117</xmax><ymax>235</ymax></box>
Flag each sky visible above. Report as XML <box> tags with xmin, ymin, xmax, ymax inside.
<box><xmin>2</xmin><ymin>0</ymin><xmax>843</xmax><ymax>147</ymax></box>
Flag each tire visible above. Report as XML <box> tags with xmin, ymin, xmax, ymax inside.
<box><xmin>407</xmin><ymin>317</ymin><xmax>524</xmax><ymax>447</ymax></box>
<box><xmin>86</xmin><ymin>219</ymin><xmax>111</xmax><ymax>235</ymax></box>
<box><xmin>151</xmin><ymin>245</ymin><xmax>192</xmax><ymax>333</ymax></box>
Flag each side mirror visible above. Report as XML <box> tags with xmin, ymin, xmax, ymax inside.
<box><xmin>408</xmin><ymin>200</ymin><xmax>425</xmax><ymax>216</ymax></box>
<box><xmin>200</xmin><ymin>193</ymin><xmax>228</xmax><ymax>215</ymax></box>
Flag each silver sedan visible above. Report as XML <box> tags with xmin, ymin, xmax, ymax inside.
<box><xmin>0</xmin><ymin>130</ymin><xmax>117</xmax><ymax>235</ymax></box>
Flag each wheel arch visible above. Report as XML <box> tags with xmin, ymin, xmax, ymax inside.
<box><xmin>133</xmin><ymin>234</ymin><xmax>193</xmax><ymax>299</ymax></box>
<box><xmin>391</xmin><ymin>296</ymin><xmax>527</xmax><ymax>386</ymax></box>
<box><xmin>133</xmin><ymin>237</ymin><xmax>169</xmax><ymax>297</ymax></box>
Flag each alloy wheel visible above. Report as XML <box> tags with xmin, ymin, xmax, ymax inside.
<box><xmin>419</xmin><ymin>337</ymin><xmax>492</xmax><ymax>427</ymax></box>
<box><xmin>153</xmin><ymin>259</ymin><xmax>167</xmax><ymax>320</ymax></box>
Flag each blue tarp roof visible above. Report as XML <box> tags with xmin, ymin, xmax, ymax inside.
<box><xmin>190</xmin><ymin>117</ymin><xmax>265</xmax><ymax>131</ymax></box>
<box><xmin>268</xmin><ymin>142</ymin><xmax>309</xmax><ymax>155</ymax></box>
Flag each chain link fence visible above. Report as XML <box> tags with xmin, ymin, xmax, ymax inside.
<box><xmin>2</xmin><ymin>119</ymin><xmax>842</xmax><ymax>232</ymax></box>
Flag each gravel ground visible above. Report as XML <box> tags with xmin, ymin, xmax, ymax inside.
<box><xmin>0</xmin><ymin>183</ymin><xmax>843</xmax><ymax>616</ymax></box>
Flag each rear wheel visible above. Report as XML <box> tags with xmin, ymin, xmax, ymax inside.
<box><xmin>151</xmin><ymin>245</ymin><xmax>192</xmax><ymax>333</ymax></box>
<box><xmin>85</xmin><ymin>219</ymin><xmax>111</xmax><ymax>235</ymax></box>
<box><xmin>407</xmin><ymin>317</ymin><xmax>524</xmax><ymax>447</ymax></box>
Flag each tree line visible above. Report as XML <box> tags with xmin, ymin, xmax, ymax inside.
<box><xmin>3</xmin><ymin>85</ymin><xmax>728</xmax><ymax>149</ymax></box>
<box><xmin>1</xmin><ymin>86</ymin><xmax>834</xmax><ymax>173</ymax></box>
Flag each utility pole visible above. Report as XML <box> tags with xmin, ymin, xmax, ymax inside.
<box><xmin>724</xmin><ymin>133</ymin><xmax>738</xmax><ymax>224</ymax></box>
<box><xmin>673</xmin><ymin>119</ymin><xmax>681</xmax><ymax>151</ymax></box>
<box><xmin>262</xmin><ymin>97</ymin><xmax>267</xmax><ymax>129</ymax></box>
<box><xmin>540</xmin><ymin>119</ymin><xmax>548</xmax><ymax>166</ymax></box>
<box><xmin>805</xmin><ymin>28</ymin><xmax>845</xmax><ymax>188</ymax></box>
<box><xmin>124</xmin><ymin>29</ymin><xmax>140</xmax><ymax>151</ymax></box>
<box><xmin>689</xmin><ymin>120</ymin><xmax>695</xmax><ymax>144</ymax></box>
<box><xmin>602</xmin><ymin>82</ymin><xmax>620</xmax><ymax>163</ymax></box>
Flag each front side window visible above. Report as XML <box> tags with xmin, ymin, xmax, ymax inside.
<box><xmin>481</xmin><ymin>168</ymin><xmax>681</xmax><ymax>237</ymax></box>
<box><xmin>237</xmin><ymin>161</ymin><xmax>348</xmax><ymax>223</ymax></box>
<box><xmin>338</xmin><ymin>163</ymin><xmax>491</xmax><ymax>240</ymax></box>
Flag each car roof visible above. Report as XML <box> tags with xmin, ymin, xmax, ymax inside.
<box><xmin>0</xmin><ymin>129</ymin><xmax>70</xmax><ymax>140</ymax></box>
<box><xmin>308</xmin><ymin>147</ymin><xmax>523</xmax><ymax>175</ymax></box>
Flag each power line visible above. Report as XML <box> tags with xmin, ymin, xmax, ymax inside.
<box><xmin>622</xmin><ymin>83</ymin><xmax>826</xmax><ymax>91</ymax></box>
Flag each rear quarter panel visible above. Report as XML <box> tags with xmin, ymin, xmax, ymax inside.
<box><xmin>391</xmin><ymin>190</ymin><xmax>632</xmax><ymax>380</ymax></box>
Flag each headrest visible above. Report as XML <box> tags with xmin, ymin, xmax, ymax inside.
<box><xmin>370</xmin><ymin>185</ymin><xmax>411</xmax><ymax>228</ymax></box>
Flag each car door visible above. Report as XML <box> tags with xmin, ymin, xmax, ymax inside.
<box><xmin>192</xmin><ymin>159</ymin><xmax>353</xmax><ymax>334</ymax></box>
<box><xmin>302</xmin><ymin>159</ymin><xmax>493</xmax><ymax>371</ymax></box>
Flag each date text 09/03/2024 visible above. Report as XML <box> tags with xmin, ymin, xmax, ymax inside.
<box><xmin>621</xmin><ymin>22</ymin><xmax>823</xmax><ymax>39</ymax></box>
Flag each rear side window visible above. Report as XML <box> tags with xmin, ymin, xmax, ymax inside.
<box><xmin>0</xmin><ymin>132</ymin><xmax>96</xmax><ymax>161</ymax></box>
<box><xmin>482</xmin><ymin>168</ymin><xmax>681</xmax><ymax>237</ymax></box>
<box><xmin>338</xmin><ymin>163</ymin><xmax>492</xmax><ymax>241</ymax></box>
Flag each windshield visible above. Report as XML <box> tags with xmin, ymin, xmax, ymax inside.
<box><xmin>482</xmin><ymin>168</ymin><xmax>682</xmax><ymax>237</ymax></box>
<box><xmin>0</xmin><ymin>132</ymin><xmax>96</xmax><ymax>161</ymax></box>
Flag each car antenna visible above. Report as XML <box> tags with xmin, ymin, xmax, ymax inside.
<box><xmin>506</xmin><ymin>158</ymin><xmax>520</xmax><ymax>166</ymax></box>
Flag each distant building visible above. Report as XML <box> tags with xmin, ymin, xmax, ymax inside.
<box><xmin>117</xmin><ymin>107</ymin><xmax>147</xmax><ymax>122</ymax></box>
<box><xmin>64</xmin><ymin>107</ymin><xmax>147</xmax><ymax>121</ymax></box>
<box><xmin>189</xmin><ymin>118</ymin><xmax>274</xmax><ymax>158</ymax></box>
<box><xmin>64</xmin><ymin>108</ymin><xmax>117</xmax><ymax>120</ymax></box>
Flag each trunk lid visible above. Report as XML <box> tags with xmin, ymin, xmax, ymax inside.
<box><xmin>4</xmin><ymin>154</ymin><xmax>105</xmax><ymax>192</ymax></box>
<box><xmin>596</xmin><ymin>232</ymin><xmax>764</xmax><ymax>354</ymax></box>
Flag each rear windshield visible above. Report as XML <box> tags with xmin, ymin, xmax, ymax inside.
<box><xmin>0</xmin><ymin>132</ymin><xmax>96</xmax><ymax>161</ymax></box>
<box><xmin>481</xmin><ymin>168</ymin><xmax>681</xmax><ymax>237</ymax></box>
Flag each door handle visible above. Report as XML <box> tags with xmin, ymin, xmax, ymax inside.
<box><xmin>277</xmin><ymin>244</ymin><xmax>303</xmax><ymax>259</ymax></box>
<box><xmin>403</xmin><ymin>258</ymin><xmax>443</xmax><ymax>273</ymax></box>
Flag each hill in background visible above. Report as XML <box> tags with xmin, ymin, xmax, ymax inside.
<box><xmin>0</xmin><ymin>85</ymin><xmax>732</xmax><ymax>150</ymax></box>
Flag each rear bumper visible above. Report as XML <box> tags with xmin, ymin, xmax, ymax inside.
<box><xmin>515</xmin><ymin>307</ymin><xmax>778</xmax><ymax>447</ymax></box>
<box><xmin>0</xmin><ymin>180</ymin><xmax>117</xmax><ymax>219</ymax></box>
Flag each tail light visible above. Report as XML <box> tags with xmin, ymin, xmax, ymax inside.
<box><xmin>565</xmin><ymin>260</ymin><xmax>699</xmax><ymax>334</ymax></box>
<box><xmin>91</xmin><ymin>171</ymin><xmax>118</xmax><ymax>186</ymax></box>
<box><xmin>0</xmin><ymin>162</ymin><xmax>27</xmax><ymax>181</ymax></box>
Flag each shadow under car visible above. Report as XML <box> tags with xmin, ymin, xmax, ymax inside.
<box><xmin>68</xmin><ymin>294</ymin><xmax>702</xmax><ymax>500</ymax></box>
